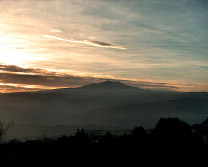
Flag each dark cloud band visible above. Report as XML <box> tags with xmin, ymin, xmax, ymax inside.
<box><xmin>0</xmin><ymin>64</ymin><xmax>180</xmax><ymax>92</ymax></box>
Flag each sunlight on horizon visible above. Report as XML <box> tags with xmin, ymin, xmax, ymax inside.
<box><xmin>0</xmin><ymin>0</ymin><xmax>207</xmax><ymax>93</ymax></box>
<box><xmin>0</xmin><ymin>41</ymin><xmax>48</xmax><ymax>66</ymax></box>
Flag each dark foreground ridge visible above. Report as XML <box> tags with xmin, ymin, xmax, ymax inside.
<box><xmin>1</xmin><ymin>117</ymin><xmax>208</xmax><ymax>166</ymax></box>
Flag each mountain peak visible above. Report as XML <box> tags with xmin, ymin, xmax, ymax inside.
<box><xmin>79</xmin><ymin>80</ymin><xmax>138</xmax><ymax>89</ymax></box>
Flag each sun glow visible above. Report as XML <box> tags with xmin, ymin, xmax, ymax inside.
<box><xmin>0</xmin><ymin>46</ymin><xmax>23</xmax><ymax>65</ymax></box>
<box><xmin>0</xmin><ymin>44</ymin><xmax>46</xmax><ymax>66</ymax></box>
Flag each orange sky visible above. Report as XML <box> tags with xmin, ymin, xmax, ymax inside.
<box><xmin>0</xmin><ymin>0</ymin><xmax>207</xmax><ymax>93</ymax></box>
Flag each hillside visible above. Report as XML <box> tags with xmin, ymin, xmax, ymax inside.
<box><xmin>0</xmin><ymin>81</ymin><xmax>207</xmax><ymax>139</ymax></box>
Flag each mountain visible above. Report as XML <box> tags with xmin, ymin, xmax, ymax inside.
<box><xmin>176</xmin><ymin>92</ymin><xmax>208</xmax><ymax>100</ymax></box>
<box><xmin>0</xmin><ymin>81</ymin><xmax>207</xmax><ymax>139</ymax></box>
<box><xmin>87</xmin><ymin>98</ymin><xmax>208</xmax><ymax>128</ymax></box>
<box><xmin>79</xmin><ymin>80</ymin><xmax>138</xmax><ymax>89</ymax></box>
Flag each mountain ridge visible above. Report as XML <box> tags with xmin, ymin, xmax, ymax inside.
<box><xmin>79</xmin><ymin>80</ymin><xmax>138</xmax><ymax>89</ymax></box>
<box><xmin>0</xmin><ymin>81</ymin><xmax>207</xmax><ymax>133</ymax></box>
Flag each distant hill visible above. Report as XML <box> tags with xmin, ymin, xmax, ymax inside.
<box><xmin>87</xmin><ymin>98</ymin><xmax>208</xmax><ymax>127</ymax></box>
<box><xmin>176</xmin><ymin>92</ymin><xmax>208</xmax><ymax>100</ymax></box>
<box><xmin>79</xmin><ymin>80</ymin><xmax>138</xmax><ymax>89</ymax></box>
<box><xmin>0</xmin><ymin>81</ymin><xmax>207</xmax><ymax>139</ymax></box>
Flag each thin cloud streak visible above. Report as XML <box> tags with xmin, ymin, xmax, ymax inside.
<box><xmin>43</xmin><ymin>35</ymin><xmax>127</xmax><ymax>50</ymax></box>
<box><xmin>51</xmin><ymin>29</ymin><xmax>63</xmax><ymax>33</ymax></box>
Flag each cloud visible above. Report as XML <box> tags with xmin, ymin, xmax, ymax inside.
<box><xmin>123</xmin><ymin>80</ymin><xmax>180</xmax><ymax>91</ymax></box>
<box><xmin>43</xmin><ymin>35</ymin><xmax>127</xmax><ymax>50</ymax></box>
<box><xmin>0</xmin><ymin>64</ymin><xmax>47</xmax><ymax>74</ymax></box>
<box><xmin>0</xmin><ymin>64</ymin><xmax>104</xmax><ymax>88</ymax></box>
<box><xmin>51</xmin><ymin>29</ymin><xmax>63</xmax><ymax>33</ymax></box>
<box><xmin>0</xmin><ymin>72</ymin><xmax>98</xmax><ymax>87</ymax></box>
<box><xmin>0</xmin><ymin>64</ymin><xmax>182</xmax><ymax>93</ymax></box>
<box><xmin>0</xmin><ymin>84</ymin><xmax>41</xmax><ymax>93</ymax></box>
<box><xmin>86</xmin><ymin>40</ymin><xmax>127</xmax><ymax>50</ymax></box>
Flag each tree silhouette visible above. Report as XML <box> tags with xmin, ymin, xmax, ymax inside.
<box><xmin>74</xmin><ymin>128</ymin><xmax>89</xmax><ymax>145</ymax></box>
<box><xmin>0</xmin><ymin>121</ymin><xmax>14</xmax><ymax>143</ymax></box>
<box><xmin>153</xmin><ymin>118</ymin><xmax>193</xmax><ymax>148</ymax></box>
<box><xmin>203</xmin><ymin>117</ymin><xmax>208</xmax><ymax>124</ymax></box>
<box><xmin>0</xmin><ymin>118</ymin><xmax>207</xmax><ymax>166</ymax></box>
<box><xmin>132</xmin><ymin>126</ymin><xmax>147</xmax><ymax>138</ymax></box>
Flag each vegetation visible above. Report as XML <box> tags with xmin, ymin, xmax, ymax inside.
<box><xmin>0</xmin><ymin>121</ymin><xmax>14</xmax><ymax>143</ymax></box>
<box><xmin>0</xmin><ymin>118</ymin><xmax>208</xmax><ymax>166</ymax></box>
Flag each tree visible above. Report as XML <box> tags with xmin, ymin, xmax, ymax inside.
<box><xmin>0</xmin><ymin>121</ymin><xmax>14</xmax><ymax>143</ymax></box>
<box><xmin>132</xmin><ymin>126</ymin><xmax>147</xmax><ymax>138</ymax></box>
<box><xmin>153</xmin><ymin>118</ymin><xmax>193</xmax><ymax>147</ymax></box>
<box><xmin>74</xmin><ymin>128</ymin><xmax>89</xmax><ymax>145</ymax></box>
<box><xmin>203</xmin><ymin>117</ymin><xmax>208</xmax><ymax>124</ymax></box>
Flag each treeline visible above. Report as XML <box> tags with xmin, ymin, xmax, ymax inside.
<box><xmin>0</xmin><ymin>118</ymin><xmax>208</xmax><ymax>166</ymax></box>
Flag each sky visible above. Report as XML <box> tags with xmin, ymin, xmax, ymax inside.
<box><xmin>0</xmin><ymin>0</ymin><xmax>207</xmax><ymax>93</ymax></box>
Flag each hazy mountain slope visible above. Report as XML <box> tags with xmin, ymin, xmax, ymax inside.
<box><xmin>0</xmin><ymin>81</ymin><xmax>207</xmax><ymax>134</ymax></box>
<box><xmin>0</xmin><ymin>81</ymin><xmax>179</xmax><ymax>125</ymax></box>
<box><xmin>176</xmin><ymin>92</ymin><xmax>208</xmax><ymax>100</ymax></box>
<box><xmin>85</xmin><ymin>98</ymin><xmax>208</xmax><ymax>128</ymax></box>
